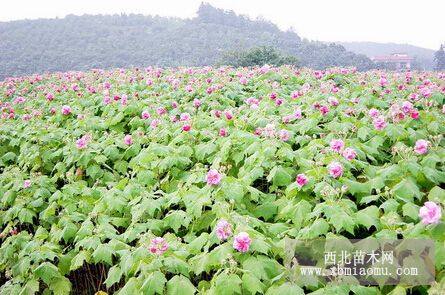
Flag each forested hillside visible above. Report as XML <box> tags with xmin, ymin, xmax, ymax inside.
<box><xmin>0</xmin><ymin>3</ymin><xmax>374</xmax><ymax>80</ymax></box>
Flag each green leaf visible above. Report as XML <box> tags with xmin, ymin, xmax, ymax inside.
<box><xmin>49</xmin><ymin>277</ymin><xmax>71</xmax><ymax>295</ymax></box>
<box><xmin>215</xmin><ymin>273</ymin><xmax>242</xmax><ymax>295</ymax></box>
<box><xmin>265</xmin><ymin>282</ymin><xmax>304</xmax><ymax>295</ymax></box>
<box><xmin>242</xmin><ymin>273</ymin><xmax>264</xmax><ymax>294</ymax></box>
<box><xmin>118</xmin><ymin>277</ymin><xmax>141</xmax><ymax>295</ymax></box>
<box><xmin>428</xmin><ymin>186</ymin><xmax>445</xmax><ymax>204</ymax></box>
<box><xmin>92</xmin><ymin>243</ymin><xmax>113</xmax><ymax>265</ymax></box>
<box><xmin>141</xmin><ymin>271</ymin><xmax>166</xmax><ymax>295</ymax></box>
<box><xmin>330</xmin><ymin>211</ymin><xmax>355</xmax><ymax>234</ymax></box>
<box><xmin>253</xmin><ymin>202</ymin><xmax>277</xmax><ymax>221</ymax></box>
<box><xmin>166</xmin><ymin>275</ymin><xmax>195</xmax><ymax>295</ymax></box>
<box><xmin>18</xmin><ymin>208</ymin><xmax>36</xmax><ymax>224</ymax></box>
<box><xmin>86</xmin><ymin>164</ymin><xmax>103</xmax><ymax>180</ymax></box>
<box><xmin>292</xmin><ymin>200</ymin><xmax>312</xmax><ymax>228</ymax></box>
<box><xmin>221</xmin><ymin>177</ymin><xmax>244</xmax><ymax>202</ymax></box>
<box><xmin>19</xmin><ymin>280</ymin><xmax>39</xmax><ymax>295</ymax></box>
<box><xmin>70</xmin><ymin>250</ymin><xmax>89</xmax><ymax>271</ymax></box>
<box><xmin>402</xmin><ymin>203</ymin><xmax>420</xmax><ymax>221</ymax></box>
<box><xmin>268</xmin><ymin>166</ymin><xmax>292</xmax><ymax>186</ymax></box>
<box><xmin>188</xmin><ymin>233</ymin><xmax>209</xmax><ymax>254</ymax></box>
<box><xmin>164</xmin><ymin>210</ymin><xmax>191</xmax><ymax>233</ymax></box>
<box><xmin>356</xmin><ymin>206</ymin><xmax>380</xmax><ymax>229</ymax></box>
<box><xmin>304</xmin><ymin>219</ymin><xmax>329</xmax><ymax>238</ymax></box>
<box><xmin>34</xmin><ymin>262</ymin><xmax>61</xmax><ymax>285</ymax></box>
<box><xmin>104</xmin><ymin>265</ymin><xmax>123</xmax><ymax>289</ymax></box>
<box><xmin>163</xmin><ymin>257</ymin><xmax>190</xmax><ymax>276</ymax></box>
<box><xmin>392</xmin><ymin>178</ymin><xmax>421</xmax><ymax>202</ymax></box>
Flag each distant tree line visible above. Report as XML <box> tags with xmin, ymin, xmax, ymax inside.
<box><xmin>0</xmin><ymin>3</ymin><xmax>376</xmax><ymax>80</ymax></box>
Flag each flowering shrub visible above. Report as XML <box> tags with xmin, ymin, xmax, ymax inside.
<box><xmin>0</xmin><ymin>66</ymin><xmax>444</xmax><ymax>294</ymax></box>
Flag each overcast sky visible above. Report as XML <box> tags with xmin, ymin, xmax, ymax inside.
<box><xmin>1</xmin><ymin>0</ymin><xmax>444</xmax><ymax>50</ymax></box>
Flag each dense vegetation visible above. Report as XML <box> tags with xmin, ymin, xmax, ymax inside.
<box><xmin>0</xmin><ymin>3</ymin><xmax>375</xmax><ymax>80</ymax></box>
<box><xmin>0</xmin><ymin>65</ymin><xmax>444</xmax><ymax>294</ymax></box>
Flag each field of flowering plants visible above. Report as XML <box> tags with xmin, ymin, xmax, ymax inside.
<box><xmin>0</xmin><ymin>65</ymin><xmax>445</xmax><ymax>295</ymax></box>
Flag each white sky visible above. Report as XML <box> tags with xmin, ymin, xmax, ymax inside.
<box><xmin>0</xmin><ymin>0</ymin><xmax>443</xmax><ymax>50</ymax></box>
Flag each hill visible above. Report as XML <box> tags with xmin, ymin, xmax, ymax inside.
<box><xmin>0</xmin><ymin>3</ymin><xmax>374</xmax><ymax>80</ymax></box>
<box><xmin>339</xmin><ymin>41</ymin><xmax>435</xmax><ymax>69</ymax></box>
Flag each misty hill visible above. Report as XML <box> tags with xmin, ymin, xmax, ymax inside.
<box><xmin>0</xmin><ymin>3</ymin><xmax>374</xmax><ymax>80</ymax></box>
<box><xmin>339</xmin><ymin>41</ymin><xmax>435</xmax><ymax>69</ymax></box>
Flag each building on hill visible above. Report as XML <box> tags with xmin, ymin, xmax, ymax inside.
<box><xmin>371</xmin><ymin>53</ymin><xmax>414</xmax><ymax>70</ymax></box>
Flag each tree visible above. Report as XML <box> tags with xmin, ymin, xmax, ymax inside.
<box><xmin>221</xmin><ymin>46</ymin><xmax>299</xmax><ymax>67</ymax></box>
<box><xmin>434</xmin><ymin>44</ymin><xmax>445</xmax><ymax>71</ymax></box>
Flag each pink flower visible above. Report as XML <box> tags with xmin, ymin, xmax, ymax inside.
<box><xmin>124</xmin><ymin>135</ymin><xmax>133</xmax><ymax>145</ymax></box>
<box><xmin>330</xmin><ymin>139</ymin><xmax>344</xmax><ymax>153</ymax></box>
<box><xmin>180</xmin><ymin>113</ymin><xmax>191</xmax><ymax>121</ymax></box>
<box><xmin>141</xmin><ymin>110</ymin><xmax>151</xmax><ymax>119</ymax></box>
<box><xmin>379</xmin><ymin>76</ymin><xmax>388</xmax><ymax>87</ymax></box>
<box><xmin>328</xmin><ymin>161</ymin><xmax>343</xmax><ymax>178</ymax></box>
<box><xmin>156</xmin><ymin>107</ymin><xmax>167</xmax><ymax>116</ymax></box>
<box><xmin>421</xmin><ymin>87</ymin><xmax>431</xmax><ymax>98</ymax></box>
<box><xmin>149</xmin><ymin>237</ymin><xmax>169</xmax><ymax>255</ymax></box>
<box><xmin>150</xmin><ymin>119</ymin><xmax>160</xmax><ymax>128</ymax></box>
<box><xmin>121</xmin><ymin>94</ymin><xmax>128</xmax><ymax>106</ymax></box>
<box><xmin>23</xmin><ymin>180</ymin><xmax>31</xmax><ymax>188</ymax></box>
<box><xmin>328</xmin><ymin>97</ymin><xmax>339</xmax><ymax>106</ymax></box>
<box><xmin>206</xmin><ymin>169</ymin><xmax>222</xmax><ymax>186</ymax></box>
<box><xmin>182</xmin><ymin>124</ymin><xmax>191</xmax><ymax>132</ymax></box>
<box><xmin>213</xmin><ymin>110</ymin><xmax>222</xmax><ymax>118</ymax></box>
<box><xmin>76</xmin><ymin>137</ymin><xmax>88</xmax><ymax>149</ymax></box>
<box><xmin>61</xmin><ymin>105</ymin><xmax>71</xmax><ymax>115</ymax></box>
<box><xmin>414</xmin><ymin>139</ymin><xmax>429</xmax><ymax>155</ymax></box>
<box><xmin>401</xmin><ymin>101</ymin><xmax>413</xmax><ymax>114</ymax></box>
<box><xmin>373</xmin><ymin>116</ymin><xmax>387</xmax><ymax>130</ymax></box>
<box><xmin>319</xmin><ymin>105</ymin><xmax>329</xmax><ymax>116</ymax></box>
<box><xmin>279</xmin><ymin>129</ymin><xmax>290</xmax><ymax>141</ymax></box>
<box><xmin>193</xmin><ymin>99</ymin><xmax>201</xmax><ymax>108</ymax></box>
<box><xmin>282</xmin><ymin>115</ymin><xmax>293</xmax><ymax>123</ymax></box>
<box><xmin>294</xmin><ymin>108</ymin><xmax>302</xmax><ymax>119</ymax></box>
<box><xmin>296</xmin><ymin>173</ymin><xmax>308</xmax><ymax>187</ymax></box>
<box><xmin>233</xmin><ymin>232</ymin><xmax>251</xmax><ymax>253</ymax></box>
<box><xmin>263</xmin><ymin>124</ymin><xmax>276</xmax><ymax>138</ymax></box>
<box><xmin>103</xmin><ymin>96</ymin><xmax>111</xmax><ymax>105</ymax></box>
<box><xmin>215</xmin><ymin>219</ymin><xmax>232</xmax><ymax>241</ymax></box>
<box><xmin>46</xmin><ymin>93</ymin><xmax>54</xmax><ymax>101</ymax></box>
<box><xmin>368</xmin><ymin>108</ymin><xmax>380</xmax><ymax>118</ymax></box>
<box><xmin>410</xmin><ymin>109</ymin><xmax>419</xmax><ymax>119</ymax></box>
<box><xmin>419</xmin><ymin>202</ymin><xmax>442</xmax><ymax>224</ymax></box>
<box><xmin>342</xmin><ymin>148</ymin><xmax>357</xmax><ymax>161</ymax></box>
<box><xmin>239</xmin><ymin>77</ymin><xmax>248</xmax><ymax>85</ymax></box>
<box><xmin>224</xmin><ymin>110</ymin><xmax>233</xmax><ymax>120</ymax></box>
<box><xmin>219</xmin><ymin>128</ymin><xmax>228</xmax><ymax>137</ymax></box>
